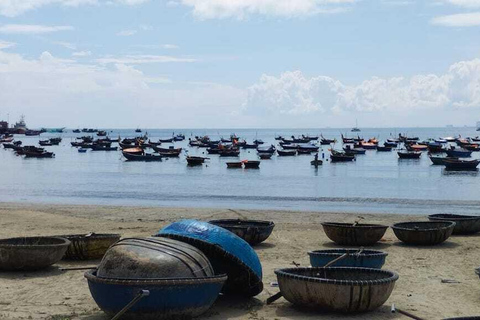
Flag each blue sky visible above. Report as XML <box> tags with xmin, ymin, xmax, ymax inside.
<box><xmin>0</xmin><ymin>0</ymin><xmax>479</xmax><ymax>128</ymax></box>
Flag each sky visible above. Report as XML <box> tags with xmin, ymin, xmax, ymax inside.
<box><xmin>0</xmin><ymin>0</ymin><xmax>479</xmax><ymax>129</ymax></box>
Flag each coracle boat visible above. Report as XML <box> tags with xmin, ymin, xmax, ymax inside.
<box><xmin>444</xmin><ymin>158</ymin><xmax>480</xmax><ymax>171</ymax></box>
<box><xmin>156</xmin><ymin>219</ymin><xmax>263</xmax><ymax>297</ymax></box>
<box><xmin>398</xmin><ymin>151</ymin><xmax>421</xmax><ymax>159</ymax></box>
<box><xmin>308</xmin><ymin>249</ymin><xmax>387</xmax><ymax>269</ymax></box>
<box><xmin>58</xmin><ymin>233</ymin><xmax>121</xmax><ymax>260</ymax></box>
<box><xmin>274</xmin><ymin>267</ymin><xmax>398</xmax><ymax>313</ymax></box>
<box><xmin>391</xmin><ymin>221</ymin><xmax>455</xmax><ymax>245</ymax></box>
<box><xmin>243</xmin><ymin>160</ymin><xmax>260</xmax><ymax>169</ymax></box>
<box><xmin>226</xmin><ymin>161</ymin><xmax>243</xmax><ymax>168</ymax></box>
<box><xmin>0</xmin><ymin>237</ymin><xmax>70</xmax><ymax>271</ymax></box>
<box><xmin>86</xmin><ymin>237</ymin><xmax>226</xmax><ymax>319</ymax></box>
<box><xmin>208</xmin><ymin>219</ymin><xmax>275</xmax><ymax>245</ymax></box>
<box><xmin>321</xmin><ymin>222</ymin><xmax>388</xmax><ymax>246</ymax></box>
<box><xmin>428</xmin><ymin>214</ymin><xmax>480</xmax><ymax>235</ymax></box>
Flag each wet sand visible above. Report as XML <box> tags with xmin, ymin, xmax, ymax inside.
<box><xmin>0</xmin><ymin>202</ymin><xmax>479</xmax><ymax>319</ymax></box>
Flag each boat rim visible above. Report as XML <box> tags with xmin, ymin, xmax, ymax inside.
<box><xmin>308</xmin><ymin>249</ymin><xmax>388</xmax><ymax>258</ymax></box>
<box><xmin>321</xmin><ymin>222</ymin><xmax>388</xmax><ymax>229</ymax></box>
<box><xmin>391</xmin><ymin>221</ymin><xmax>456</xmax><ymax>231</ymax></box>
<box><xmin>0</xmin><ymin>236</ymin><xmax>71</xmax><ymax>248</ymax></box>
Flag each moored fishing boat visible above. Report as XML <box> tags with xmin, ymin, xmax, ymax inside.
<box><xmin>376</xmin><ymin>146</ymin><xmax>392</xmax><ymax>152</ymax></box>
<box><xmin>123</xmin><ymin>151</ymin><xmax>162</xmax><ymax>161</ymax></box>
<box><xmin>186</xmin><ymin>156</ymin><xmax>208</xmax><ymax>166</ymax></box>
<box><xmin>444</xmin><ymin>158</ymin><xmax>480</xmax><ymax>170</ymax></box>
<box><xmin>398</xmin><ymin>150</ymin><xmax>421</xmax><ymax>159</ymax></box>
<box><xmin>226</xmin><ymin>161</ymin><xmax>243</xmax><ymax>168</ymax></box>
<box><xmin>277</xmin><ymin>149</ymin><xmax>296</xmax><ymax>156</ymax></box>
<box><xmin>446</xmin><ymin>147</ymin><xmax>472</xmax><ymax>158</ymax></box>
<box><xmin>330</xmin><ymin>150</ymin><xmax>355</xmax><ymax>162</ymax></box>
<box><xmin>429</xmin><ymin>155</ymin><xmax>458</xmax><ymax>165</ymax></box>
<box><xmin>243</xmin><ymin>160</ymin><xmax>260</xmax><ymax>168</ymax></box>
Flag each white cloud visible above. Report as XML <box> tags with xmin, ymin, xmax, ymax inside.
<box><xmin>0</xmin><ymin>24</ymin><xmax>74</xmax><ymax>34</ymax></box>
<box><xmin>444</xmin><ymin>0</ymin><xmax>480</xmax><ymax>8</ymax></box>
<box><xmin>72</xmin><ymin>50</ymin><xmax>92</xmax><ymax>57</ymax></box>
<box><xmin>431</xmin><ymin>12</ymin><xmax>480</xmax><ymax>26</ymax></box>
<box><xmin>243</xmin><ymin>59</ymin><xmax>480</xmax><ymax>117</ymax></box>
<box><xmin>0</xmin><ymin>0</ymin><xmax>149</xmax><ymax>17</ymax></box>
<box><xmin>163</xmin><ymin>44</ymin><xmax>179</xmax><ymax>49</ymax></box>
<box><xmin>54</xmin><ymin>41</ymin><xmax>77</xmax><ymax>50</ymax></box>
<box><xmin>116</xmin><ymin>29</ymin><xmax>137</xmax><ymax>36</ymax></box>
<box><xmin>96</xmin><ymin>54</ymin><xmax>197</xmax><ymax>64</ymax></box>
<box><xmin>179</xmin><ymin>0</ymin><xmax>357</xmax><ymax>19</ymax></box>
<box><xmin>0</xmin><ymin>40</ymin><xmax>15</xmax><ymax>49</ymax></box>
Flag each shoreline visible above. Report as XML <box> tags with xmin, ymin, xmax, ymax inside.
<box><xmin>0</xmin><ymin>202</ymin><xmax>479</xmax><ymax>319</ymax></box>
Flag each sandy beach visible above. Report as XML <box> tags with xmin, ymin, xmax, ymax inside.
<box><xmin>0</xmin><ymin>202</ymin><xmax>478</xmax><ymax>320</ymax></box>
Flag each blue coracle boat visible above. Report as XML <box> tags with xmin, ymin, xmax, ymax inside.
<box><xmin>155</xmin><ymin>219</ymin><xmax>263</xmax><ymax>297</ymax></box>
<box><xmin>308</xmin><ymin>249</ymin><xmax>388</xmax><ymax>269</ymax></box>
<box><xmin>85</xmin><ymin>270</ymin><xmax>227</xmax><ymax>319</ymax></box>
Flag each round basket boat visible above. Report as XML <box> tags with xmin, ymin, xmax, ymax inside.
<box><xmin>208</xmin><ymin>219</ymin><xmax>275</xmax><ymax>246</ymax></box>
<box><xmin>275</xmin><ymin>267</ymin><xmax>398</xmax><ymax>313</ymax></box>
<box><xmin>308</xmin><ymin>249</ymin><xmax>387</xmax><ymax>269</ymax></box>
<box><xmin>391</xmin><ymin>221</ymin><xmax>456</xmax><ymax>245</ymax></box>
<box><xmin>58</xmin><ymin>233</ymin><xmax>121</xmax><ymax>260</ymax></box>
<box><xmin>0</xmin><ymin>236</ymin><xmax>70</xmax><ymax>271</ymax></box>
<box><xmin>428</xmin><ymin>214</ymin><xmax>480</xmax><ymax>235</ymax></box>
<box><xmin>321</xmin><ymin>223</ymin><xmax>388</xmax><ymax>246</ymax></box>
<box><xmin>85</xmin><ymin>270</ymin><xmax>227</xmax><ymax>320</ymax></box>
<box><xmin>155</xmin><ymin>220</ymin><xmax>263</xmax><ymax>297</ymax></box>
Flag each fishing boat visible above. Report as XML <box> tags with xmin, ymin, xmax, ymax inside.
<box><xmin>226</xmin><ymin>162</ymin><xmax>243</xmax><ymax>168</ymax></box>
<box><xmin>253</xmin><ymin>139</ymin><xmax>264</xmax><ymax>145</ymax></box>
<box><xmin>398</xmin><ymin>151</ymin><xmax>421</xmax><ymax>159</ymax></box>
<box><xmin>343</xmin><ymin>145</ymin><xmax>366</xmax><ymax>154</ymax></box>
<box><xmin>122</xmin><ymin>147</ymin><xmax>143</xmax><ymax>155</ymax></box>
<box><xmin>302</xmin><ymin>135</ymin><xmax>318</xmax><ymax>141</ymax></box>
<box><xmin>297</xmin><ymin>148</ymin><xmax>313</xmax><ymax>155</ymax></box>
<box><xmin>330</xmin><ymin>150</ymin><xmax>355</xmax><ymax>162</ymax></box>
<box><xmin>391</xmin><ymin>221</ymin><xmax>455</xmax><ymax>245</ymax></box>
<box><xmin>341</xmin><ymin>134</ymin><xmax>355</xmax><ymax>144</ymax></box>
<box><xmin>186</xmin><ymin>156</ymin><xmax>208</xmax><ymax>166</ymax></box>
<box><xmin>24</xmin><ymin>151</ymin><xmax>55</xmax><ymax>158</ymax></box>
<box><xmin>405</xmin><ymin>144</ymin><xmax>428</xmax><ymax>152</ymax></box>
<box><xmin>135</xmin><ymin>128</ymin><xmax>142</xmax><ymax>133</ymax></box>
<box><xmin>320</xmin><ymin>135</ymin><xmax>336</xmax><ymax>145</ymax></box>
<box><xmin>444</xmin><ymin>158</ymin><xmax>480</xmax><ymax>170</ymax></box>
<box><xmin>259</xmin><ymin>153</ymin><xmax>273</xmax><ymax>159</ymax></box>
<box><xmin>427</xmin><ymin>142</ymin><xmax>445</xmax><ymax>153</ymax></box>
<box><xmin>39</xmin><ymin>140</ymin><xmax>52</xmax><ymax>146</ymax></box>
<box><xmin>72</xmin><ymin>129</ymin><xmax>81</xmax><ymax>133</ymax></box>
<box><xmin>242</xmin><ymin>143</ymin><xmax>258</xmax><ymax>149</ymax></box>
<box><xmin>123</xmin><ymin>151</ymin><xmax>162</xmax><ymax>161</ymax></box>
<box><xmin>158</xmin><ymin>149</ymin><xmax>182</xmax><ymax>157</ymax></box>
<box><xmin>376</xmin><ymin>146</ymin><xmax>392</xmax><ymax>152</ymax></box>
<box><xmin>173</xmin><ymin>134</ymin><xmax>185</xmax><ymax>141</ymax></box>
<box><xmin>446</xmin><ymin>147</ymin><xmax>472</xmax><ymax>158</ymax></box>
<box><xmin>78</xmin><ymin>148</ymin><xmax>88</xmax><ymax>153</ymax></box>
<box><xmin>91</xmin><ymin>145</ymin><xmax>118</xmax><ymax>151</ymax></box>
<box><xmin>243</xmin><ymin>160</ymin><xmax>260</xmax><ymax>169</ymax></box>
<box><xmin>429</xmin><ymin>155</ymin><xmax>458</xmax><ymax>165</ymax></box>
<box><xmin>298</xmin><ymin>144</ymin><xmax>319</xmax><ymax>152</ymax></box>
<box><xmin>219</xmin><ymin>150</ymin><xmax>240</xmax><ymax>157</ymax></box>
<box><xmin>351</xmin><ymin>119</ymin><xmax>361</xmax><ymax>132</ymax></box>
<box><xmin>310</xmin><ymin>159</ymin><xmax>323</xmax><ymax>166</ymax></box>
<box><xmin>257</xmin><ymin>145</ymin><xmax>275</xmax><ymax>154</ymax></box>
<box><xmin>96</xmin><ymin>130</ymin><xmax>107</xmax><ymax>137</ymax></box>
<box><xmin>356</xmin><ymin>142</ymin><xmax>377</xmax><ymax>150</ymax></box>
<box><xmin>277</xmin><ymin>149</ymin><xmax>296</xmax><ymax>156</ymax></box>
<box><xmin>464</xmin><ymin>144</ymin><xmax>480</xmax><ymax>152</ymax></box>
<box><xmin>159</xmin><ymin>137</ymin><xmax>174</xmax><ymax>143</ymax></box>
<box><xmin>25</xmin><ymin>130</ymin><xmax>42</xmax><ymax>136</ymax></box>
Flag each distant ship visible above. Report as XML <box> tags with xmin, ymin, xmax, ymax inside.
<box><xmin>13</xmin><ymin>115</ymin><xmax>27</xmax><ymax>134</ymax></box>
<box><xmin>351</xmin><ymin>119</ymin><xmax>361</xmax><ymax>132</ymax></box>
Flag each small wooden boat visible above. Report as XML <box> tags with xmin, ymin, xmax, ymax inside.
<box><xmin>123</xmin><ymin>152</ymin><xmax>163</xmax><ymax>161</ymax></box>
<box><xmin>122</xmin><ymin>147</ymin><xmax>143</xmax><ymax>155</ymax></box>
<box><xmin>96</xmin><ymin>130</ymin><xmax>107</xmax><ymax>137</ymax></box>
<box><xmin>159</xmin><ymin>137</ymin><xmax>174</xmax><ymax>143</ymax></box>
<box><xmin>429</xmin><ymin>155</ymin><xmax>458</xmax><ymax>165</ymax></box>
<box><xmin>158</xmin><ymin>150</ymin><xmax>181</xmax><ymax>157</ymax></box>
<box><xmin>391</xmin><ymin>221</ymin><xmax>455</xmax><ymax>245</ymax></box>
<box><xmin>376</xmin><ymin>146</ymin><xmax>392</xmax><ymax>152</ymax></box>
<box><xmin>157</xmin><ymin>220</ymin><xmax>263</xmax><ymax>297</ymax></box>
<box><xmin>384</xmin><ymin>141</ymin><xmax>398</xmax><ymax>147</ymax></box>
<box><xmin>186</xmin><ymin>156</ymin><xmax>208</xmax><ymax>166</ymax></box>
<box><xmin>330</xmin><ymin>150</ymin><xmax>355</xmax><ymax>162</ymax></box>
<box><xmin>0</xmin><ymin>237</ymin><xmax>70</xmax><ymax>271</ymax></box>
<box><xmin>24</xmin><ymin>151</ymin><xmax>55</xmax><ymax>158</ymax></box>
<box><xmin>356</xmin><ymin>142</ymin><xmax>377</xmax><ymax>150</ymax></box>
<box><xmin>322</xmin><ymin>222</ymin><xmax>388</xmax><ymax>246</ymax></box>
<box><xmin>406</xmin><ymin>144</ymin><xmax>428</xmax><ymax>151</ymax></box>
<box><xmin>428</xmin><ymin>214</ymin><xmax>480</xmax><ymax>235</ymax></box>
<box><xmin>259</xmin><ymin>153</ymin><xmax>273</xmax><ymax>159</ymax></box>
<box><xmin>343</xmin><ymin>146</ymin><xmax>366</xmax><ymax>154</ymax></box>
<box><xmin>274</xmin><ymin>267</ymin><xmax>398</xmax><ymax>312</ymax></box>
<box><xmin>308</xmin><ymin>249</ymin><xmax>387</xmax><ymax>269</ymax></box>
<box><xmin>39</xmin><ymin>140</ymin><xmax>52</xmax><ymax>146</ymax></box>
<box><xmin>277</xmin><ymin>149</ymin><xmax>296</xmax><ymax>156</ymax></box>
<box><xmin>427</xmin><ymin>142</ymin><xmax>445</xmax><ymax>153</ymax></box>
<box><xmin>296</xmin><ymin>148</ymin><xmax>313</xmax><ymax>154</ymax></box>
<box><xmin>242</xmin><ymin>143</ymin><xmax>258</xmax><ymax>149</ymax></box>
<box><xmin>398</xmin><ymin>151</ymin><xmax>421</xmax><ymax>159</ymax></box>
<box><xmin>209</xmin><ymin>219</ymin><xmax>274</xmax><ymax>245</ymax></box>
<box><xmin>219</xmin><ymin>150</ymin><xmax>240</xmax><ymax>157</ymax></box>
<box><xmin>444</xmin><ymin>158</ymin><xmax>480</xmax><ymax>170</ymax></box>
<box><xmin>226</xmin><ymin>162</ymin><xmax>243</xmax><ymax>168</ymax></box>
<box><xmin>243</xmin><ymin>160</ymin><xmax>260</xmax><ymax>168</ymax></box>
<box><xmin>58</xmin><ymin>233</ymin><xmax>121</xmax><ymax>260</ymax></box>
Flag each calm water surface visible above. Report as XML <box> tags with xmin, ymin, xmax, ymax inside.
<box><xmin>2</xmin><ymin>127</ymin><xmax>480</xmax><ymax>215</ymax></box>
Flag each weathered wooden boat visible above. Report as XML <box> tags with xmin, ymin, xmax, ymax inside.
<box><xmin>0</xmin><ymin>237</ymin><xmax>70</xmax><ymax>271</ymax></box>
<box><xmin>397</xmin><ymin>151</ymin><xmax>421</xmax><ymax>159</ymax></box>
<box><xmin>330</xmin><ymin>150</ymin><xmax>355</xmax><ymax>162</ymax></box>
<box><xmin>376</xmin><ymin>146</ymin><xmax>392</xmax><ymax>152</ymax></box>
<box><xmin>343</xmin><ymin>146</ymin><xmax>366</xmax><ymax>154</ymax></box>
<box><xmin>243</xmin><ymin>160</ymin><xmax>260</xmax><ymax>168</ymax></box>
<box><xmin>321</xmin><ymin>222</ymin><xmax>388</xmax><ymax>246</ymax></box>
<box><xmin>209</xmin><ymin>219</ymin><xmax>274</xmax><ymax>245</ymax></box>
<box><xmin>391</xmin><ymin>221</ymin><xmax>455</xmax><ymax>245</ymax></box>
<box><xmin>444</xmin><ymin>158</ymin><xmax>480</xmax><ymax>170</ymax></box>
<box><xmin>429</xmin><ymin>155</ymin><xmax>458</xmax><ymax>165</ymax></box>
<box><xmin>123</xmin><ymin>152</ymin><xmax>162</xmax><ymax>162</ymax></box>
<box><xmin>24</xmin><ymin>151</ymin><xmax>55</xmax><ymax>158</ymax></box>
<box><xmin>274</xmin><ymin>267</ymin><xmax>398</xmax><ymax>312</ymax></box>
<box><xmin>226</xmin><ymin>161</ymin><xmax>243</xmax><ymax>168</ymax></box>
<box><xmin>58</xmin><ymin>233</ymin><xmax>120</xmax><ymax>260</ymax></box>
<box><xmin>156</xmin><ymin>219</ymin><xmax>263</xmax><ymax>297</ymax></box>
<box><xmin>446</xmin><ymin>147</ymin><xmax>472</xmax><ymax>158</ymax></box>
<box><xmin>277</xmin><ymin>149</ymin><xmax>296</xmax><ymax>156</ymax></box>
<box><xmin>87</xmin><ymin>237</ymin><xmax>226</xmax><ymax>319</ymax></box>
<box><xmin>186</xmin><ymin>156</ymin><xmax>208</xmax><ymax>166</ymax></box>
<box><xmin>428</xmin><ymin>214</ymin><xmax>480</xmax><ymax>235</ymax></box>
<box><xmin>259</xmin><ymin>153</ymin><xmax>273</xmax><ymax>159</ymax></box>
<box><xmin>308</xmin><ymin>249</ymin><xmax>387</xmax><ymax>269</ymax></box>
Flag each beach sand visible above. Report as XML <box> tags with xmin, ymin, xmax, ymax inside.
<box><xmin>0</xmin><ymin>202</ymin><xmax>478</xmax><ymax>319</ymax></box>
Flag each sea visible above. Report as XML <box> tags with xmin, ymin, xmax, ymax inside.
<box><xmin>2</xmin><ymin>127</ymin><xmax>480</xmax><ymax>215</ymax></box>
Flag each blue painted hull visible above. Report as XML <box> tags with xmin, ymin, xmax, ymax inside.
<box><xmin>156</xmin><ymin>220</ymin><xmax>263</xmax><ymax>297</ymax></box>
<box><xmin>85</xmin><ymin>270</ymin><xmax>226</xmax><ymax>319</ymax></box>
<box><xmin>309</xmin><ymin>249</ymin><xmax>387</xmax><ymax>269</ymax></box>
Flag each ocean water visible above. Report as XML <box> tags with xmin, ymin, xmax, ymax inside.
<box><xmin>2</xmin><ymin>127</ymin><xmax>480</xmax><ymax>215</ymax></box>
